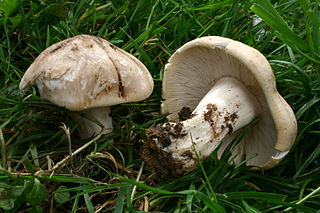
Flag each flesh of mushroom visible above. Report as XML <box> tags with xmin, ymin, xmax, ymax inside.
<box><xmin>143</xmin><ymin>77</ymin><xmax>261</xmax><ymax>176</ymax></box>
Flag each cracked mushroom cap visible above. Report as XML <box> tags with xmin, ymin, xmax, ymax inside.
<box><xmin>19</xmin><ymin>34</ymin><xmax>154</xmax><ymax>111</ymax></box>
<box><xmin>161</xmin><ymin>36</ymin><xmax>297</xmax><ymax>169</ymax></box>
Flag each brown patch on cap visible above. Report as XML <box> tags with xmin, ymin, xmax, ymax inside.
<box><xmin>49</xmin><ymin>38</ymin><xmax>74</xmax><ymax>53</ymax></box>
<box><xmin>109</xmin><ymin>43</ymin><xmax>118</xmax><ymax>51</ymax></box>
<box><xmin>116</xmin><ymin>71</ymin><xmax>125</xmax><ymax>97</ymax></box>
<box><xmin>100</xmin><ymin>43</ymin><xmax>125</xmax><ymax>98</ymax></box>
<box><xmin>93</xmin><ymin>36</ymin><xmax>104</xmax><ymax>49</ymax></box>
<box><xmin>71</xmin><ymin>44</ymin><xmax>79</xmax><ymax>52</ymax></box>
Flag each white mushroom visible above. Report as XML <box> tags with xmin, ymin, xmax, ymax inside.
<box><xmin>141</xmin><ymin>36</ymin><xmax>297</xmax><ymax>177</ymax></box>
<box><xmin>19</xmin><ymin>35</ymin><xmax>154</xmax><ymax>138</ymax></box>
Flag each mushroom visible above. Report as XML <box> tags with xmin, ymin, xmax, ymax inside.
<box><xmin>19</xmin><ymin>35</ymin><xmax>154</xmax><ymax>138</ymax></box>
<box><xmin>141</xmin><ymin>36</ymin><xmax>297</xmax><ymax>177</ymax></box>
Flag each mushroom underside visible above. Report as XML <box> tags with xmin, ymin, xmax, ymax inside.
<box><xmin>143</xmin><ymin>76</ymin><xmax>280</xmax><ymax>176</ymax></box>
<box><xmin>160</xmin><ymin>46</ymin><xmax>279</xmax><ymax>169</ymax></box>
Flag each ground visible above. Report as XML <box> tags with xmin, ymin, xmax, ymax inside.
<box><xmin>0</xmin><ymin>0</ymin><xmax>319</xmax><ymax>212</ymax></box>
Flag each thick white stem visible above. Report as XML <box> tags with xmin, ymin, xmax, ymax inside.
<box><xmin>167</xmin><ymin>77</ymin><xmax>260</xmax><ymax>170</ymax></box>
<box><xmin>72</xmin><ymin>107</ymin><xmax>113</xmax><ymax>139</ymax></box>
<box><xmin>143</xmin><ymin>77</ymin><xmax>260</xmax><ymax>176</ymax></box>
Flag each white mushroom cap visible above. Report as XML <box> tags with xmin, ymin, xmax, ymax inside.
<box><xmin>19</xmin><ymin>35</ymin><xmax>154</xmax><ymax>111</ymax></box>
<box><xmin>161</xmin><ymin>36</ymin><xmax>297</xmax><ymax>169</ymax></box>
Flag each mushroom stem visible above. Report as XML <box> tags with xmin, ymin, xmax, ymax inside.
<box><xmin>142</xmin><ymin>77</ymin><xmax>261</xmax><ymax>177</ymax></box>
<box><xmin>73</xmin><ymin>107</ymin><xmax>113</xmax><ymax>139</ymax></box>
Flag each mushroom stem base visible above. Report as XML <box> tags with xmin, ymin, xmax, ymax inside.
<box><xmin>141</xmin><ymin>135</ymin><xmax>189</xmax><ymax>177</ymax></box>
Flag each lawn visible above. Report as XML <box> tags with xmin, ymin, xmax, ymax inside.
<box><xmin>0</xmin><ymin>0</ymin><xmax>319</xmax><ymax>212</ymax></box>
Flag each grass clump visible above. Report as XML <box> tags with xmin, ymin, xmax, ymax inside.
<box><xmin>0</xmin><ymin>0</ymin><xmax>319</xmax><ymax>212</ymax></box>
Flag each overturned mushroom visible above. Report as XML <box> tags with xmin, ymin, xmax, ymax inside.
<box><xmin>20</xmin><ymin>35</ymin><xmax>154</xmax><ymax>138</ymax></box>
<box><xmin>141</xmin><ymin>36</ymin><xmax>297</xmax><ymax>177</ymax></box>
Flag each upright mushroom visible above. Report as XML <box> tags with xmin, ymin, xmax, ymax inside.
<box><xmin>142</xmin><ymin>36</ymin><xmax>297</xmax><ymax>177</ymax></box>
<box><xmin>20</xmin><ymin>35</ymin><xmax>154</xmax><ymax>138</ymax></box>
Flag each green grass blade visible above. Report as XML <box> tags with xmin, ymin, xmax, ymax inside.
<box><xmin>217</xmin><ymin>198</ymin><xmax>244</xmax><ymax>212</ymax></box>
<box><xmin>242</xmin><ymin>200</ymin><xmax>261</xmax><ymax>213</ymax></box>
<box><xmin>297</xmin><ymin>0</ymin><xmax>320</xmax><ymax>55</ymax></box>
<box><xmin>296</xmin><ymin>118</ymin><xmax>320</xmax><ymax>141</ymax></box>
<box><xmin>186</xmin><ymin>184</ymin><xmax>195</xmax><ymax>213</ymax></box>
<box><xmin>192</xmin><ymin>191</ymin><xmax>226</xmax><ymax>213</ymax></box>
<box><xmin>294</xmin><ymin>143</ymin><xmax>320</xmax><ymax>177</ymax></box>
<box><xmin>71</xmin><ymin>192</ymin><xmax>80</xmax><ymax>213</ymax></box>
<box><xmin>114</xmin><ymin>184</ymin><xmax>130</xmax><ymax>213</ymax></box>
<box><xmin>83</xmin><ymin>193</ymin><xmax>94</xmax><ymax>213</ymax></box>
<box><xmin>295</xmin><ymin>97</ymin><xmax>320</xmax><ymax>120</ymax></box>
<box><xmin>116</xmin><ymin>173</ymin><xmax>174</xmax><ymax>195</ymax></box>
<box><xmin>224</xmin><ymin>191</ymin><xmax>286</xmax><ymax>202</ymax></box>
<box><xmin>251</xmin><ymin>0</ymin><xmax>307</xmax><ymax>51</ymax></box>
<box><xmin>1</xmin><ymin>0</ymin><xmax>320</xmax><ymax>212</ymax></box>
<box><xmin>193</xmin><ymin>0</ymin><xmax>233</xmax><ymax>11</ymax></box>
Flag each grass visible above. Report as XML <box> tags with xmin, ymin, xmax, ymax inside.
<box><xmin>0</xmin><ymin>0</ymin><xmax>319</xmax><ymax>212</ymax></box>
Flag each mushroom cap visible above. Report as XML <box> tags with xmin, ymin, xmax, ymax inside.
<box><xmin>161</xmin><ymin>36</ymin><xmax>297</xmax><ymax>169</ymax></box>
<box><xmin>19</xmin><ymin>35</ymin><xmax>154</xmax><ymax>111</ymax></box>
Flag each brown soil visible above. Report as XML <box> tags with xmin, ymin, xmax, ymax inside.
<box><xmin>145</xmin><ymin>123</ymin><xmax>187</xmax><ymax>148</ymax></box>
<box><xmin>141</xmin><ymin>139</ymin><xmax>186</xmax><ymax>177</ymax></box>
<box><xmin>204</xmin><ymin>104</ymin><xmax>218</xmax><ymax>125</ymax></box>
<box><xmin>204</xmin><ymin>103</ymin><xmax>238</xmax><ymax>138</ymax></box>
<box><xmin>178</xmin><ymin>107</ymin><xmax>193</xmax><ymax>121</ymax></box>
<box><xmin>141</xmin><ymin>122</ymin><xmax>191</xmax><ymax>177</ymax></box>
